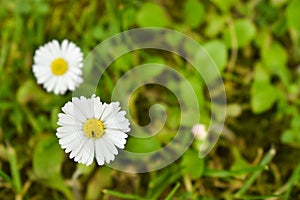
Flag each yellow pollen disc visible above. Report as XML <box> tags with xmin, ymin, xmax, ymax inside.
<box><xmin>83</xmin><ymin>119</ymin><xmax>104</xmax><ymax>139</ymax></box>
<box><xmin>50</xmin><ymin>58</ymin><xmax>68</xmax><ymax>76</ymax></box>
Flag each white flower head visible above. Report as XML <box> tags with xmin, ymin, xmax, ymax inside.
<box><xmin>32</xmin><ymin>39</ymin><xmax>83</xmax><ymax>95</ymax></box>
<box><xmin>56</xmin><ymin>94</ymin><xmax>130</xmax><ymax>166</ymax></box>
<box><xmin>192</xmin><ymin>124</ymin><xmax>207</xmax><ymax>141</ymax></box>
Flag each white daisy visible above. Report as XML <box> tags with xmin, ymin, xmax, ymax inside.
<box><xmin>56</xmin><ymin>94</ymin><xmax>130</xmax><ymax>166</ymax></box>
<box><xmin>32</xmin><ymin>39</ymin><xmax>83</xmax><ymax>95</ymax></box>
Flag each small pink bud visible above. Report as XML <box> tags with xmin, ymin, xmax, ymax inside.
<box><xmin>192</xmin><ymin>124</ymin><xmax>207</xmax><ymax>140</ymax></box>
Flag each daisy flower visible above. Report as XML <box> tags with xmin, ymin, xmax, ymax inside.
<box><xmin>32</xmin><ymin>39</ymin><xmax>83</xmax><ymax>95</ymax></box>
<box><xmin>56</xmin><ymin>94</ymin><xmax>130</xmax><ymax>166</ymax></box>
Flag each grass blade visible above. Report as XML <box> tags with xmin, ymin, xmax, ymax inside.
<box><xmin>0</xmin><ymin>170</ymin><xmax>13</xmax><ymax>185</ymax></box>
<box><xmin>165</xmin><ymin>182</ymin><xmax>181</xmax><ymax>200</ymax></box>
<box><xmin>6</xmin><ymin>143</ymin><xmax>22</xmax><ymax>193</ymax></box>
<box><xmin>235</xmin><ymin>147</ymin><xmax>276</xmax><ymax>197</ymax></box>
<box><xmin>102</xmin><ymin>189</ymin><xmax>144</xmax><ymax>200</ymax></box>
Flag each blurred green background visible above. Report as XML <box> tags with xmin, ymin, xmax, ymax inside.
<box><xmin>1</xmin><ymin>0</ymin><xmax>300</xmax><ymax>199</ymax></box>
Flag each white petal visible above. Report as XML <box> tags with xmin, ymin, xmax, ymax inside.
<box><xmin>48</xmin><ymin>40</ymin><xmax>60</xmax><ymax>57</ymax></box>
<box><xmin>62</xmin><ymin>140</ymin><xmax>80</xmax><ymax>154</ymax></box>
<box><xmin>64</xmin><ymin>138</ymin><xmax>81</xmax><ymax>153</ymax></box>
<box><xmin>95</xmin><ymin>139</ymin><xmax>105</xmax><ymax>165</ymax></box>
<box><xmin>61</xmin><ymin>39</ymin><xmax>69</xmax><ymax>54</ymax></box>
<box><xmin>96</xmin><ymin>157</ymin><xmax>104</xmax><ymax>165</ymax></box>
<box><xmin>93</xmin><ymin>101</ymin><xmax>105</xmax><ymax>120</ymax></box>
<box><xmin>104</xmin><ymin>118</ymin><xmax>130</xmax><ymax>132</ymax></box>
<box><xmin>96</xmin><ymin>139</ymin><xmax>112</xmax><ymax>163</ymax></box>
<box><xmin>80</xmin><ymin>140</ymin><xmax>94</xmax><ymax>165</ymax></box>
<box><xmin>61</xmin><ymin>102</ymin><xmax>85</xmax><ymax>125</ymax></box>
<box><xmin>105</xmin><ymin>133</ymin><xmax>126</xmax><ymax>149</ymax></box>
<box><xmin>69</xmin><ymin>137</ymin><xmax>88</xmax><ymax>159</ymax></box>
<box><xmin>74</xmin><ymin>152</ymin><xmax>82</xmax><ymax>162</ymax></box>
<box><xmin>72</xmin><ymin>104</ymin><xmax>88</xmax><ymax>124</ymax></box>
<box><xmin>33</xmin><ymin>64</ymin><xmax>50</xmax><ymax>75</ymax></box>
<box><xmin>35</xmin><ymin>72</ymin><xmax>52</xmax><ymax>84</ymax></box>
<box><xmin>99</xmin><ymin>139</ymin><xmax>114</xmax><ymax>163</ymax></box>
<box><xmin>57</xmin><ymin>125</ymin><xmax>79</xmax><ymax>133</ymax></box>
<box><xmin>58</xmin><ymin>79</ymin><xmax>68</xmax><ymax>94</ymax></box>
<box><xmin>65</xmin><ymin>74</ymin><xmax>76</xmax><ymax>91</ymax></box>
<box><xmin>100</xmin><ymin>102</ymin><xmax>118</xmax><ymax>121</ymax></box>
<box><xmin>44</xmin><ymin>76</ymin><xmax>57</xmax><ymax>92</ymax></box>
<box><xmin>53</xmin><ymin>82</ymin><xmax>60</xmax><ymax>94</ymax></box>
<box><xmin>35</xmin><ymin>46</ymin><xmax>54</xmax><ymax>62</ymax></box>
<box><xmin>86</xmin><ymin>145</ymin><xmax>95</xmax><ymax>166</ymax></box>
<box><xmin>102</xmin><ymin>135</ymin><xmax>118</xmax><ymax>155</ymax></box>
<box><xmin>100</xmin><ymin>104</ymin><xmax>113</xmax><ymax>121</ymax></box>
<box><xmin>62</xmin><ymin>102</ymin><xmax>75</xmax><ymax>116</ymax></box>
<box><xmin>58</xmin><ymin>134</ymin><xmax>78</xmax><ymax>146</ymax></box>
<box><xmin>80</xmin><ymin>96</ymin><xmax>93</xmax><ymax>118</ymax></box>
<box><xmin>59</xmin><ymin>133</ymin><xmax>81</xmax><ymax>152</ymax></box>
<box><xmin>106</xmin><ymin>129</ymin><xmax>128</xmax><ymax>139</ymax></box>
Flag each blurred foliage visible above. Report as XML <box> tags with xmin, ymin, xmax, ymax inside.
<box><xmin>0</xmin><ymin>0</ymin><xmax>300</xmax><ymax>199</ymax></box>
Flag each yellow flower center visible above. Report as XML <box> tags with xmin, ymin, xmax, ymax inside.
<box><xmin>83</xmin><ymin>119</ymin><xmax>105</xmax><ymax>139</ymax></box>
<box><xmin>51</xmin><ymin>58</ymin><xmax>68</xmax><ymax>76</ymax></box>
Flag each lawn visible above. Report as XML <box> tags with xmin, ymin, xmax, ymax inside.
<box><xmin>0</xmin><ymin>0</ymin><xmax>300</xmax><ymax>199</ymax></box>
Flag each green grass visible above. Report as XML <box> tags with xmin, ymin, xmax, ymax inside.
<box><xmin>1</xmin><ymin>0</ymin><xmax>300</xmax><ymax>199</ymax></box>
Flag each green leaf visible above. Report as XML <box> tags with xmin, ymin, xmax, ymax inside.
<box><xmin>16</xmin><ymin>80</ymin><xmax>47</xmax><ymax>106</ymax></box>
<box><xmin>281</xmin><ymin>129</ymin><xmax>296</xmax><ymax>144</ymax></box>
<box><xmin>144</xmin><ymin>55</ymin><xmax>165</xmax><ymax>65</ymax></box>
<box><xmin>33</xmin><ymin>135</ymin><xmax>64</xmax><ymax>179</ymax></box>
<box><xmin>223</xmin><ymin>19</ymin><xmax>256</xmax><ymax>48</ymax></box>
<box><xmin>203</xmin><ymin>40</ymin><xmax>228</xmax><ymax>72</ymax></box>
<box><xmin>92</xmin><ymin>25</ymin><xmax>105</xmax><ymax>40</ymax></box>
<box><xmin>193</xmin><ymin>47</ymin><xmax>220</xmax><ymax>84</ymax></box>
<box><xmin>181</xmin><ymin>149</ymin><xmax>204</xmax><ymax>179</ymax></box>
<box><xmin>179</xmin><ymin>80</ymin><xmax>199</xmax><ymax>110</ymax></box>
<box><xmin>39</xmin><ymin>174</ymin><xmax>73</xmax><ymax>200</ymax></box>
<box><xmin>136</xmin><ymin>2</ymin><xmax>170</xmax><ymax>27</ymax></box>
<box><xmin>183</xmin><ymin>0</ymin><xmax>205</xmax><ymax>28</ymax></box>
<box><xmin>188</xmin><ymin>75</ymin><xmax>205</xmax><ymax>108</ymax></box>
<box><xmin>251</xmin><ymin>81</ymin><xmax>278</xmax><ymax>114</ymax></box>
<box><xmin>166</xmin><ymin>107</ymin><xmax>180</xmax><ymax>129</ymax></box>
<box><xmin>281</xmin><ymin>127</ymin><xmax>300</xmax><ymax>145</ymax></box>
<box><xmin>181</xmin><ymin>110</ymin><xmax>200</xmax><ymax>126</ymax></box>
<box><xmin>271</xmin><ymin>0</ymin><xmax>288</xmax><ymax>7</ymax></box>
<box><xmin>112</xmin><ymin>53</ymin><xmax>132</xmax><ymax>72</ymax></box>
<box><xmin>262</xmin><ymin>41</ymin><xmax>290</xmax><ymax>85</ymax></box>
<box><xmin>262</xmin><ymin>42</ymin><xmax>287</xmax><ymax>70</ymax></box>
<box><xmin>254</xmin><ymin>29</ymin><xmax>271</xmax><ymax>49</ymax></box>
<box><xmin>126</xmin><ymin>136</ymin><xmax>161</xmax><ymax>153</ymax></box>
<box><xmin>291</xmin><ymin>115</ymin><xmax>300</xmax><ymax>129</ymax></box>
<box><xmin>122</xmin><ymin>7</ymin><xmax>137</xmax><ymax>29</ymax></box>
<box><xmin>210</xmin><ymin>0</ymin><xmax>238</xmax><ymax>12</ymax></box>
<box><xmin>254</xmin><ymin>62</ymin><xmax>270</xmax><ymax>82</ymax></box>
<box><xmin>286</xmin><ymin>0</ymin><xmax>300</xmax><ymax>32</ymax></box>
<box><xmin>230</xmin><ymin>147</ymin><xmax>249</xmax><ymax>172</ymax></box>
<box><xmin>272</xmin><ymin>16</ymin><xmax>287</xmax><ymax>36</ymax></box>
<box><xmin>205</xmin><ymin>14</ymin><xmax>227</xmax><ymax>38</ymax></box>
<box><xmin>136</xmin><ymin>63</ymin><xmax>165</xmax><ymax>81</ymax></box>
